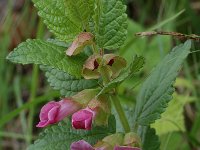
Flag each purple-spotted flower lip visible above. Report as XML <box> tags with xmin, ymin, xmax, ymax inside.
<box><xmin>72</xmin><ymin>107</ymin><xmax>96</xmax><ymax>130</ymax></box>
<box><xmin>36</xmin><ymin>99</ymin><xmax>81</xmax><ymax>128</ymax></box>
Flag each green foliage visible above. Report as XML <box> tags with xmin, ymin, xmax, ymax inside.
<box><xmin>6</xmin><ymin>39</ymin><xmax>86</xmax><ymax>77</ymax></box>
<box><xmin>160</xmin><ymin>132</ymin><xmax>191</xmax><ymax>150</ymax></box>
<box><xmin>94</xmin><ymin>0</ymin><xmax>128</xmax><ymax>49</ymax></box>
<box><xmin>138</xmin><ymin>126</ymin><xmax>160</xmax><ymax>150</ymax></box>
<box><xmin>133</xmin><ymin>40</ymin><xmax>191</xmax><ymax>126</ymax></box>
<box><xmin>33</xmin><ymin>0</ymin><xmax>80</xmax><ymax>41</ymax></box>
<box><xmin>41</xmin><ymin>66</ymin><xmax>98</xmax><ymax>97</ymax></box>
<box><xmin>151</xmin><ymin>93</ymin><xmax>196</xmax><ymax>135</ymax></box>
<box><xmin>97</xmin><ymin>56</ymin><xmax>145</xmax><ymax>96</ymax></box>
<box><xmin>4</xmin><ymin>0</ymin><xmax>200</xmax><ymax>149</ymax></box>
<box><xmin>119</xmin><ymin>19</ymin><xmax>146</xmax><ymax>61</ymax></box>
<box><xmin>65</xmin><ymin>0</ymin><xmax>94</xmax><ymax>29</ymax></box>
<box><xmin>28</xmin><ymin>117</ymin><xmax>116</xmax><ymax>150</ymax></box>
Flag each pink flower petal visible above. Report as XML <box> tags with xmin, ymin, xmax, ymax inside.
<box><xmin>37</xmin><ymin>99</ymin><xmax>81</xmax><ymax>128</ymax></box>
<box><xmin>36</xmin><ymin>121</ymin><xmax>50</xmax><ymax>128</ymax></box>
<box><xmin>70</xmin><ymin>140</ymin><xmax>94</xmax><ymax>150</ymax></box>
<box><xmin>39</xmin><ymin>101</ymin><xmax>60</xmax><ymax>121</ymax></box>
<box><xmin>72</xmin><ymin>108</ymin><xmax>94</xmax><ymax>130</ymax></box>
<box><xmin>56</xmin><ymin>99</ymin><xmax>81</xmax><ymax>121</ymax></box>
<box><xmin>48</xmin><ymin>106</ymin><xmax>60</xmax><ymax>122</ymax></box>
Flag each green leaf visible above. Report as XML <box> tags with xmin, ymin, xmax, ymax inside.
<box><xmin>133</xmin><ymin>40</ymin><xmax>191</xmax><ymax>126</ymax></box>
<box><xmin>47</xmin><ymin>39</ymin><xmax>70</xmax><ymax>47</ymax></box>
<box><xmin>94</xmin><ymin>0</ymin><xmax>128</xmax><ymax>49</ymax></box>
<box><xmin>151</xmin><ymin>93</ymin><xmax>196</xmax><ymax>135</ymax></box>
<box><xmin>33</xmin><ymin>0</ymin><xmax>81</xmax><ymax>41</ymax></box>
<box><xmin>28</xmin><ymin>116</ymin><xmax>116</xmax><ymax>150</ymax></box>
<box><xmin>41</xmin><ymin>66</ymin><xmax>98</xmax><ymax>97</ymax></box>
<box><xmin>6</xmin><ymin>39</ymin><xmax>86</xmax><ymax>77</ymax></box>
<box><xmin>138</xmin><ymin>126</ymin><xmax>160</xmax><ymax>150</ymax></box>
<box><xmin>65</xmin><ymin>0</ymin><xmax>94</xmax><ymax>29</ymax></box>
<box><xmin>97</xmin><ymin>56</ymin><xmax>144</xmax><ymax>96</ymax></box>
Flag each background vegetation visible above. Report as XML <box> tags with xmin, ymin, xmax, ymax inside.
<box><xmin>0</xmin><ymin>0</ymin><xmax>200</xmax><ymax>149</ymax></box>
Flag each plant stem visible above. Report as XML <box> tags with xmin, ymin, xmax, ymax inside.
<box><xmin>111</xmin><ymin>96</ymin><xmax>130</xmax><ymax>133</ymax></box>
<box><xmin>0</xmin><ymin>131</ymin><xmax>32</xmax><ymax>140</ymax></box>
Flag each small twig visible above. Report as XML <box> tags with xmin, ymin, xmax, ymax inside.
<box><xmin>135</xmin><ymin>31</ymin><xmax>200</xmax><ymax>42</ymax></box>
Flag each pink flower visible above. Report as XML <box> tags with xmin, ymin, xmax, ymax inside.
<box><xmin>72</xmin><ymin>108</ymin><xmax>96</xmax><ymax>130</ymax></box>
<box><xmin>70</xmin><ymin>140</ymin><xmax>94</xmax><ymax>150</ymax></box>
<box><xmin>114</xmin><ymin>146</ymin><xmax>141</xmax><ymax>150</ymax></box>
<box><xmin>36</xmin><ymin>99</ymin><xmax>80</xmax><ymax>128</ymax></box>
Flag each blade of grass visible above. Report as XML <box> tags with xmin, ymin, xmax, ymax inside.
<box><xmin>148</xmin><ymin>9</ymin><xmax>185</xmax><ymax>31</ymax></box>
<box><xmin>0</xmin><ymin>131</ymin><xmax>35</xmax><ymax>140</ymax></box>
<box><xmin>14</xmin><ymin>76</ymin><xmax>27</xmax><ymax>136</ymax></box>
<box><xmin>27</xmin><ymin>64</ymin><xmax>39</xmax><ymax>144</ymax></box>
<box><xmin>0</xmin><ymin>91</ymin><xmax>60</xmax><ymax>128</ymax></box>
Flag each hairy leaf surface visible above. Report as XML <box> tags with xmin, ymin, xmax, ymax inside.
<box><xmin>94</xmin><ymin>0</ymin><xmax>128</xmax><ymax>49</ymax></box>
<box><xmin>133</xmin><ymin>40</ymin><xmax>191</xmax><ymax>126</ymax></box>
<box><xmin>28</xmin><ymin>117</ymin><xmax>116</xmax><ymax>150</ymax></box>
<box><xmin>33</xmin><ymin>0</ymin><xmax>93</xmax><ymax>41</ymax></box>
<box><xmin>7</xmin><ymin>39</ymin><xmax>86</xmax><ymax>77</ymax></box>
<box><xmin>65</xmin><ymin>0</ymin><xmax>94</xmax><ymax>29</ymax></box>
<box><xmin>41</xmin><ymin>66</ymin><xmax>98</xmax><ymax>97</ymax></box>
<box><xmin>138</xmin><ymin>126</ymin><xmax>160</xmax><ymax>150</ymax></box>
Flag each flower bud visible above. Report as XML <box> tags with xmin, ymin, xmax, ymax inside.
<box><xmin>72</xmin><ymin>107</ymin><xmax>96</xmax><ymax>130</ymax></box>
<box><xmin>87</xmin><ymin>96</ymin><xmax>111</xmax><ymax>126</ymax></box>
<box><xmin>66</xmin><ymin>32</ymin><xmax>94</xmax><ymax>56</ymax></box>
<box><xmin>102</xmin><ymin>133</ymin><xmax>124</xmax><ymax>147</ymax></box>
<box><xmin>99</xmin><ymin>133</ymin><xmax>141</xmax><ymax>150</ymax></box>
<box><xmin>70</xmin><ymin>140</ymin><xmax>94</xmax><ymax>150</ymax></box>
<box><xmin>123</xmin><ymin>132</ymin><xmax>141</xmax><ymax>147</ymax></box>
<box><xmin>36</xmin><ymin>99</ymin><xmax>81</xmax><ymax>128</ymax></box>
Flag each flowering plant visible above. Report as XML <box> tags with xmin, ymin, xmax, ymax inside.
<box><xmin>6</xmin><ymin>0</ymin><xmax>191</xmax><ymax>149</ymax></box>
